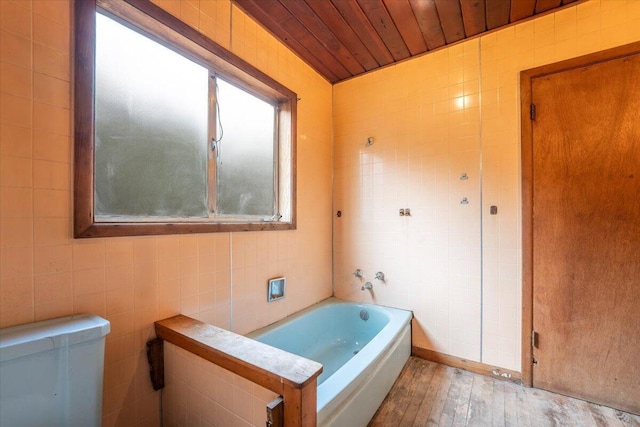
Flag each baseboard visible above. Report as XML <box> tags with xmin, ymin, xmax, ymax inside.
<box><xmin>412</xmin><ymin>346</ymin><xmax>522</xmax><ymax>384</ymax></box>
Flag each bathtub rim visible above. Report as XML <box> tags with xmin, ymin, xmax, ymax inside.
<box><xmin>247</xmin><ymin>296</ymin><xmax>410</xmax><ymax>342</ymax></box>
<box><xmin>315</xmin><ymin>300</ymin><xmax>412</xmax><ymax>413</ymax></box>
<box><xmin>319</xmin><ymin>322</ymin><xmax>411</xmax><ymax>426</ymax></box>
<box><xmin>246</xmin><ymin>297</ymin><xmax>413</xmax><ymax>412</ymax></box>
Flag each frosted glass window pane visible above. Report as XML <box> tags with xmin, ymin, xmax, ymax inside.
<box><xmin>216</xmin><ymin>79</ymin><xmax>276</xmax><ymax>216</ymax></box>
<box><xmin>94</xmin><ymin>13</ymin><xmax>209</xmax><ymax>218</ymax></box>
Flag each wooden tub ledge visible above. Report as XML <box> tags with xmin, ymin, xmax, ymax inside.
<box><xmin>155</xmin><ymin>315</ymin><xmax>322</xmax><ymax>426</ymax></box>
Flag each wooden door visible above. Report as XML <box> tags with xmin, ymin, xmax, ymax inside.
<box><xmin>530</xmin><ymin>51</ymin><xmax>640</xmax><ymax>414</ymax></box>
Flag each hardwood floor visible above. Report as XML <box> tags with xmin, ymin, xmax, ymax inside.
<box><xmin>368</xmin><ymin>357</ymin><xmax>640</xmax><ymax>426</ymax></box>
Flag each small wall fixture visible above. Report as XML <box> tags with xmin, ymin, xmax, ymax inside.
<box><xmin>366</xmin><ymin>137</ymin><xmax>374</xmax><ymax>146</ymax></box>
<box><xmin>267</xmin><ymin>277</ymin><xmax>286</xmax><ymax>302</ymax></box>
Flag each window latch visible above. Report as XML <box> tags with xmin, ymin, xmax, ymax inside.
<box><xmin>211</xmin><ymin>139</ymin><xmax>221</xmax><ymax>162</ymax></box>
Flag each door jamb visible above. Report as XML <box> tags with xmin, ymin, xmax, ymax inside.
<box><xmin>520</xmin><ymin>40</ymin><xmax>640</xmax><ymax>388</ymax></box>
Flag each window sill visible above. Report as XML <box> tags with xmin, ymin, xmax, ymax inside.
<box><xmin>74</xmin><ymin>220</ymin><xmax>296</xmax><ymax>238</ymax></box>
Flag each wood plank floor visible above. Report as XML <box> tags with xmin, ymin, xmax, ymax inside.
<box><xmin>369</xmin><ymin>357</ymin><xmax>640</xmax><ymax>427</ymax></box>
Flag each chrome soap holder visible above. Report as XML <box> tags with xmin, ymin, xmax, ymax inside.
<box><xmin>267</xmin><ymin>277</ymin><xmax>285</xmax><ymax>302</ymax></box>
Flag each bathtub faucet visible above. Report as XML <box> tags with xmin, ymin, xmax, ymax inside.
<box><xmin>361</xmin><ymin>282</ymin><xmax>373</xmax><ymax>291</ymax></box>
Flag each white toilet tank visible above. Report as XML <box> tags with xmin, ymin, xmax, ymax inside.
<box><xmin>0</xmin><ymin>314</ymin><xmax>110</xmax><ymax>427</ymax></box>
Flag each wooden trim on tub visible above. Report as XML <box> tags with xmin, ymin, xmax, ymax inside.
<box><xmin>155</xmin><ymin>315</ymin><xmax>322</xmax><ymax>426</ymax></box>
<box><xmin>412</xmin><ymin>346</ymin><xmax>521</xmax><ymax>384</ymax></box>
<box><xmin>519</xmin><ymin>39</ymin><xmax>640</xmax><ymax>388</ymax></box>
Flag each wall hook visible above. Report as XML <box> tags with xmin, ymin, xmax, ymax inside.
<box><xmin>366</xmin><ymin>137</ymin><xmax>374</xmax><ymax>146</ymax></box>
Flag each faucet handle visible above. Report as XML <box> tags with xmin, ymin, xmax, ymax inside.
<box><xmin>353</xmin><ymin>269</ymin><xmax>363</xmax><ymax>278</ymax></box>
<box><xmin>375</xmin><ymin>271</ymin><xmax>385</xmax><ymax>281</ymax></box>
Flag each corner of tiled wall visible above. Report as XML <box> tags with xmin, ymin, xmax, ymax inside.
<box><xmin>333</xmin><ymin>0</ymin><xmax>640</xmax><ymax>374</ymax></box>
<box><xmin>1</xmin><ymin>0</ymin><xmax>332</xmax><ymax>426</ymax></box>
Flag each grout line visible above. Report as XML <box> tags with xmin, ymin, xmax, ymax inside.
<box><xmin>228</xmin><ymin>232</ymin><xmax>233</xmax><ymax>332</ymax></box>
<box><xmin>30</xmin><ymin>0</ymin><xmax>36</xmax><ymax>321</ymax></box>
<box><xmin>228</xmin><ymin>2</ymin><xmax>233</xmax><ymax>53</ymax></box>
<box><xmin>330</xmin><ymin>83</ymin><xmax>335</xmax><ymax>298</ymax></box>
<box><xmin>478</xmin><ymin>37</ymin><xmax>484</xmax><ymax>364</ymax></box>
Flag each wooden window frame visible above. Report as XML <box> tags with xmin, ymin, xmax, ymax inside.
<box><xmin>74</xmin><ymin>0</ymin><xmax>297</xmax><ymax>238</ymax></box>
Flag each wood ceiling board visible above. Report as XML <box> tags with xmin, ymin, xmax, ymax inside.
<box><xmin>246</xmin><ymin>0</ymin><xmax>351</xmax><ymax>81</ymax></box>
<box><xmin>535</xmin><ymin>0</ymin><xmax>563</xmax><ymax>13</ymax></box>
<box><xmin>233</xmin><ymin>0</ymin><xmax>342</xmax><ymax>82</ymax></box>
<box><xmin>356</xmin><ymin>0</ymin><xmax>411</xmax><ymax>61</ymax></box>
<box><xmin>304</xmin><ymin>0</ymin><xmax>379</xmax><ymax>71</ymax></box>
<box><xmin>485</xmin><ymin>0</ymin><xmax>511</xmax><ymax>30</ymax></box>
<box><xmin>434</xmin><ymin>0</ymin><xmax>466</xmax><ymax>44</ymax></box>
<box><xmin>233</xmin><ymin>0</ymin><xmax>583</xmax><ymax>84</ymax></box>
<box><xmin>280</xmin><ymin>0</ymin><xmax>365</xmax><ymax>76</ymax></box>
<box><xmin>331</xmin><ymin>0</ymin><xmax>395</xmax><ymax>66</ymax></box>
<box><xmin>510</xmin><ymin>0</ymin><xmax>536</xmax><ymax>22</ymax></box>
<box><xmin>460</xmin><ymin>0</ymin><xmax>487</xmax><ymax>37</ymax></box>
<box><xmin>383</xmin><ymin>0</ymin><xmax>427</xmax><ymax>55</ymax></box>
<box><xmin>408</xmin><ymin>0</ymin><xmax>447</xmax><ymax>50</ymax></box>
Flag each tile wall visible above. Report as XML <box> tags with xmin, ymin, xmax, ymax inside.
<box><xmin>333</xmin><ymin>39</ymin><xmax>483</xmax><ymax>364</ymax></box>
<box><xmin>2</xmin><ymin>0</ymin><xmax>640</xmax><ymax>426</ymax></box>
<box><xmin>0</xmin><ymin>1</ymin><xmax>332</xmax><ymax>426</ymax></box>
<box><xmin>333</xmin><ymin>0</ymin><xmax>640</xmax><ymax>373</ymax></box>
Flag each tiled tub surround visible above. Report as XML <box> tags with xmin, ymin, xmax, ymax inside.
<box><xmin>248</xmin><ymin>298</ymin><xmax>412</xmax><ymax>426</ymax></box>
<box><xmin>333</xmin><ymin>0</ymin><xmax>640</xmax><ymax>373</ymax></box>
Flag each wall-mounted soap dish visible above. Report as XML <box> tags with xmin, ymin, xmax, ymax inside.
<box><xmin>267</xmin><ymin>277</ymin><xmax>286</xmax><ymax>302</ymax></box>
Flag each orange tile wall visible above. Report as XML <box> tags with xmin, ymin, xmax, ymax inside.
<box><xmin>333</xmin><ymin>0</ymin><xmax>640</xmax><ymax>374</ymax></box>
<box><xmin>0</xmin><ymin>1</ymin><xmax>332</xmax><ymax>426</ymax></box>
<box><xmin>3</xmin><ymin>0</ymin><xmax>640</xmax><ymax>426</ymax></box>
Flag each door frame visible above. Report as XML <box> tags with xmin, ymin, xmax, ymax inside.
<box><xmin>520</xmin><ymin>40</ymin><xmax>640</xmax><ymax>387</ymax></box>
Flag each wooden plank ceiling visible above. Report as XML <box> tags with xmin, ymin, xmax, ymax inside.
<box><xmin>232</xmin><ymin>0</ymin><xmax>580</xmax><ymax>83</ymax></box>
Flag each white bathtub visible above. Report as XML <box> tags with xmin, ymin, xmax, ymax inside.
<box><xmin>247</xmin><ymin>298</ymin><xmax>412</xmax><ymax>427</ymax></box>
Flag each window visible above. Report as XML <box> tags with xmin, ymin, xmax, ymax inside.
<box><xmin>213</xmin><ymin>79</ymin><xmax>277</xmax><ymax>218</ymax></box>
<box><xmin>74</xmin><ymin>0</ymin><xmax>296</xmax><ymax>237</ymax></box>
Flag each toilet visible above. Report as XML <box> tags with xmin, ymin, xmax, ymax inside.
<box><xmin>0</xmin><ymin>314</ymin><xmax>110</xmax><ymax>426</ymax></box>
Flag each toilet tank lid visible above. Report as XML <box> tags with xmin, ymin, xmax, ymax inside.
<box><xmin>0</xmin><ymin>314</ymin><xmax>110</xmax><ymax>363</ymax></box>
